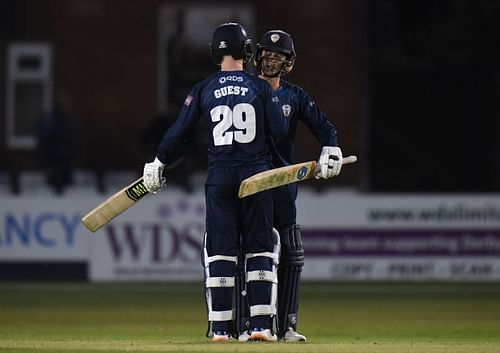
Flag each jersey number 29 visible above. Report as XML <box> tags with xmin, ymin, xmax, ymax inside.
<box><xmin>210</xmin><ymin>103</ymin><xmax>256</xmax><ymax>146</ymax></box>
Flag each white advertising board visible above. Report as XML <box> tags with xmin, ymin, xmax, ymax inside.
<box><xmin>297</xmin><ymin>189</ymin><xmax>500</xmax><ymax>280</ymax></box>
<box><xmin>2</xmin><ymin>189</ymin><xmax>500</xmax><ymax>281</ymax></box>
<box><xmin>87</xmin><ymin>189</ymin><xmax>206</xmax><ymax>281</ymax></box>
<box><xmin>0</xmin><ymin>198</ymin><xmax>93</xmax><ymax>260</ymax></box>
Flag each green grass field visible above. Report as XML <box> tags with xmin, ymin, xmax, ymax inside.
<box><xmin>1</xmin><ymin>282</ymin><xmax>499</xmax><ymax>353</ymax></box>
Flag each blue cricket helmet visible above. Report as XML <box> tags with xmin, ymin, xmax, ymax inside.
<box><xmin>209</xmin><ymin>22</ymin><xmax>253</xmax><ymax>65</ymax></box>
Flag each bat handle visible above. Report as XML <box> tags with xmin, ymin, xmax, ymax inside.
<box><xmin>343</xmin><ymin>155</ymin><xmax>358</xmax><ymax>165</ymax></box>
<box><xmin>314</xmin><ymin>154</ymin><xmax>358</xmax><ymax>178</ymax></box>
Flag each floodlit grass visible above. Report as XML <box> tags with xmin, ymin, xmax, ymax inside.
<box><xmin>1</xmin><ymin>282</ymin><xmax>499</xmax><ymax>352</ymax></box>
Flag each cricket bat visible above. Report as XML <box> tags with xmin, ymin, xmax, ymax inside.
<box><xmin>238</xmin><ymin>155</ymin><xmax>357</xmax><ymax>198</ymax></box>
<box><xmin>81</xmin><ymin>158</ymin><xmax>184</xmax><ymax>233</ymax></box>
<box><xmin>81</xmin><ymin>177</ymin><xmax>150</xmax><ymax>232</ymax></box>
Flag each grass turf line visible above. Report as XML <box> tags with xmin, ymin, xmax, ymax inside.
<box><xmin>0</xmin><ymin>282</ymin><xmax>499</xmax><ymax>352</ymax></box>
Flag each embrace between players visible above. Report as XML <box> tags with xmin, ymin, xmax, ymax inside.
<box><xmin>143</xmin><ymin>23</ymin><xmax>343</xmax><ymax>342</ymax></box>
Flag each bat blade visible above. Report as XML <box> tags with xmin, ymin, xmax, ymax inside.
<box><xmin>81</xmin><ymin>177</ymin><xmax>150</xmax><ymax>232</ymax></box>
<box><xmin>238</xmin><ymin>161</ymin><xmax>316</xmax><ymax>199</ymax></box>
<box><xmin>238</xmin><ymin>155</ymin><xmax>357</xmax><ymax>198</ymax></box>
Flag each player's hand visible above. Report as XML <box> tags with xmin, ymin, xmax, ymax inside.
<box><xmin>315</xmin><ymin>146</ymin><xmax>343</xmax><ymax>179</ymax></box>
<box><xmin>143</xmin><ymin>158</ymin><xmax>166</xmax><ymax>193</ymax></box>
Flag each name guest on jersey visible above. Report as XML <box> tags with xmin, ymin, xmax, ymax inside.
<box><xmin>214</xmin><ymin>85</ymin><xmax>249</xmax><ymax>98</ymax></box>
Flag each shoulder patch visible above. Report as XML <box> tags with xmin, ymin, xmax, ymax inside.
<box><xmin>184</xmin><ymin>95</ymin><xmax>193</xmax><ymax>106</ymax></box>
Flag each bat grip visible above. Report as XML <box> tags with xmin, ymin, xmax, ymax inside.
<box><xmin>343</xmin><ymin>155</ymin><xmax>358</xmax><ymax>165</ymax></box>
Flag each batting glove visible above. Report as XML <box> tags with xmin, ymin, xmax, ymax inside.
<box><xmin>143</xmin><ymin>157</ymin><xmax>166</xmax><ymax>193</ymax></box>
<box><xmin>315</xmin><ymin>146</ymin><xmax>343</xmax><ymax>179</ymax></box>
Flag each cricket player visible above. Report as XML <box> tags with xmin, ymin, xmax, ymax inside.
<box><xmin>143</xmin><ymin>23</ymin><xmax>288</xmax><ymax>342</ymax></box>
<box><xmin>237</xmin><ymin>30</ymin><xmax>343</xmax><ymax>342</ymax></box>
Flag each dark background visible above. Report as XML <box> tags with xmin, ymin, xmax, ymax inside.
<box><xmin>369</xmin><ymin>0</ymin><xmax>500</xmax><ymax>192</ymax></box>
<box><xmin>1</xmin><ymin>0</ymin><xmax>499</xmax><ymax>193</ymax></box>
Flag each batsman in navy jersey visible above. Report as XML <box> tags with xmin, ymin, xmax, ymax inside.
<box><xmin>236</xmin><ymin>30</ymin><xmax>344</xmax><ymax>342</ymax></box>
<box><xmin>143</xmin><ymin>23</ymin><xmax>287</xmax><ymax>342</ymax></box>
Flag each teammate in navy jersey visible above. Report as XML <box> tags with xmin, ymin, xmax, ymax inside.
<box><xmin>237</xmin><ymin>30</ymin><xmax>344</xmax><ymax>342</ymax></box>
<box><xmin>143</xmin><ymin>23</ymin><xmax>287</xmax><ymax>342</ymax></box>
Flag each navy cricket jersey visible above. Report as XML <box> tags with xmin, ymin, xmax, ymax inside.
<box><xmin>271</xmin><ymin>80</ymin><xmax>338</xmax><ymax>167</ymax></box>
<box><xmin>156</xmin><ymin>70</ymin><xmax>287</xmax><ymax>168</ymax></box>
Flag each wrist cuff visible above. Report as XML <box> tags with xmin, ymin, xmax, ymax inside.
<box><xmin>154</xmin><ymin>157</ymin><xmax>166</xmax><ymax>167</ymax></box>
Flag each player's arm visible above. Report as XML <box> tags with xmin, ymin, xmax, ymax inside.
<box><xmin>298</xmin><ymin>88</ymin><xmax>342</xmax><ymax>179</ymax></box>
<box><xmin>143</xmin><ymin>88</ymin><xmax>201</xmax><ymax>192</ymax></box>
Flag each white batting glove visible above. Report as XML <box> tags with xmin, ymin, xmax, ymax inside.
<box><xmin>143</xmin><ymin>157</ymin><xmax>166</xmax><ymax>193</ymax></box>
<box><xmin>315</xmin><ymin>146</ymin><xmax>343</xmax><ymax>179</ymax></box>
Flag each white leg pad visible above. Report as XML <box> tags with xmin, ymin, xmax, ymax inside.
<box><xmin>203</xmin><ymin>233</ymin><xmax>238</xmax><ymax>325</ymax></box>
<box><xmin>245</xmin><ymin>228</ymin><xmax>281</xmax><ymax>317</ymax></box>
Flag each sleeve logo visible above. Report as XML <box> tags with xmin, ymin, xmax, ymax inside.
<box><xmin>184</xmin><ymin>95</ymin><xmax>193</xmax><ymax>106</ymax></box>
